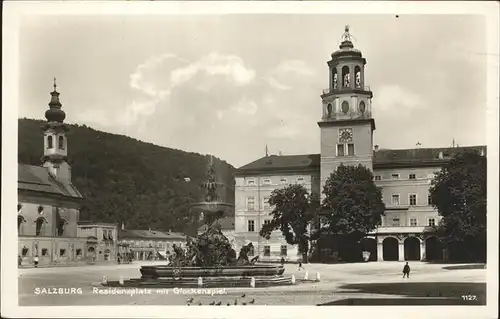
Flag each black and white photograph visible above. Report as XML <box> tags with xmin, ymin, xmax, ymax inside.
<box><xmin>2</xmin><ymin>1</ymin><xmax>499</xmax><ymax>318</ymax></box>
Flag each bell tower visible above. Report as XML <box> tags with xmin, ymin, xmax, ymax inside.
<box><xmin>41</xmin><ymin>78</ymin><xmax>72</xmax><ymax>183</ymax></box>
<box><xmin>318</xmin><ymin>26</ymin><xmax>376</xmax><ymax>187</ymax></box>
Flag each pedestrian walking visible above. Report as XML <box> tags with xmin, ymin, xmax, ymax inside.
<box><xmin>298</xmin><ymin>261</ymin><xmax>305</xmax><ymax>271</ymax></box>
<box><xmin>18</xmin><ymin>255</ymin><xmax>22</xmax><ymax>267</ymax></box>
<box><xmin>34</xmin><ymin>255</ymin><xmax>39</xmax><ymax>268</ymax></box>
<box><xmin>402</xmin><ymin>262</ymin><xmax>410</xmax><ymax>278</ymax></box>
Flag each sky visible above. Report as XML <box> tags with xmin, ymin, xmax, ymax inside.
<box><xmin>18</xmin><ymin>14</ymin><xmax>490</xmax><ymax>168</ymax></box>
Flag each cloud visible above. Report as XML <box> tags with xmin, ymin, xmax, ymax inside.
<box><xmin>265</xmin><ymin>76</ymin><xmax>291</xmax><ymax>91</ymax></box>
<box><xmin>376</xmin><ymin>84</ymin><xmax>423</xmax><ymax>112</ymax></box>
<box><xmin>265</xmin><ymin>59</ymin><xmax>316</xmax><ymax>92</ymax></box>
<box><xmin>120</xmin><ymin>52</ymin><xmax>257</xmax><ymax>128</ymax></box>
<box><xmin>171</xmin><ymin>52</ymin><xmax>256</xmax><ymax>88</ymax></box>
<box><xmin>274</xmin><ymin>60</ymin><xmax>316</xmax><ymax>76</ymax></box>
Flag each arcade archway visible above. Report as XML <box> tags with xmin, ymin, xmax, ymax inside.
<box><xmin>382</xmin><ymin>237</ymin><xmax>399</xmax><ymax>261</ymax></box>
<box><xmin>425</xmin><ymin>236</ymin><xmax>441</xmax><ymax>261</ymax></box>
<box><xmin>360</xmin><ymin>237</ymin><xmax>377</xmax><ymax>261</ymax></box>
<box><xmin>404</xmin><ymin>237</ymin><xmax>421</xmax><ymax>261</ymax></box>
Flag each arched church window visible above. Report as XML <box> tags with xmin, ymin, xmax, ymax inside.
<box><xmin>327</xmin><ymin>103</ymin><xmax>333</xmax><ymax>117</ymax></box>
<box><xmin>47</xmin><ymin>135</ymin><xmax>53</xmax><ymax>149</ymax></box>
<box><xmin>341</xmin><ymin>101</ymin><xmax>350</xmax><ymax>114</ymax></box>
<box><xmin>342</xmin><ymin>66</ymin><xmax>350</xmax><ymax>88</ymax></box>
<box><xmin>332</xmin><ymin>68</ymin><xmax>338</xmax><ymax>89</ymax></box>
<box><xmin>18</xmin><ymin>215</ymin><xmax>25</xmax><ymax>234</ymax></box>
<box><xmin>359</xmin><ymin>101</ymin><xmax>366</xmax><ymax>114</ymax></box>
<box><xmin>58</xmin><ymin>136</ymin><xmax>65</xmax><ymax>150</ymax></box>
<box><xmin>35</xmin><ymin>217</ymin><xmax>47</xmax><ymax>236</ymax></box>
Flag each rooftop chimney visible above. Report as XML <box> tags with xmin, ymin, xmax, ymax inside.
<box><xmin>438</xmin><ymin>151</ymin><xmax>443</xmax><ymax>159</ymax></box>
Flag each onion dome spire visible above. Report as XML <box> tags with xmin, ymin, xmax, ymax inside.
<box><xmin>45</xmin><ymin>77</ymin><xmax>66</xmax><ymax>123</ymax></box>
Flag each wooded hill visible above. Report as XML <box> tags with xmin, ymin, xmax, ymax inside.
<box><xmin>18</xmin><ymin>118</ymin><xmax>235</xmax><ymax>236</ymax></box>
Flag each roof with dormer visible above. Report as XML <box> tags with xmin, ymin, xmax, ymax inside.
<box><xmin>235</xmin><ymin>146</ymin><xmax>486</xmax><ymax>176</ymax></box>
<box><xmin>18</xmin><ymin>164</ymin><xmax>83</xmax><ymax>199</ymax></box>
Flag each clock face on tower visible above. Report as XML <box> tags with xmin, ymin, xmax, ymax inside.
<box><xmin>339</xmin><ymin>128</ymin><xmax>353</xmax><ymax>142</ymax></box>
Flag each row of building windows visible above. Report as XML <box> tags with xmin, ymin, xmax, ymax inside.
<box><xmin>18</xmin><ymin>216</ymin><xmax>68</xmax><ymax>237</ymax></box>
<box><xmin>20</xmin><ymin>246</ymin><xmax>85</xmax><ymax>257</ymax></box>
<box><xmin>247</xmin><ymin>219</ymin><xmax>272</xmax><ymax>232</ymax></box>
<box><xmin>326</xmin><ymin>100</ymin><xmax>367</xmax><ymax>118</ymax></box>
<box><xmin>337</xmin><ymin>143</ymin><xmax>355</xmax><ymax>156</ymax></box>
<box><xmin>246</xmin><ymin>193</ymin><xmax>432</xmax><ymax>210</ymax></box>
<box><xmin>20</xmin><ymin>246</ymin><xmax>113</xmax><ymax>259</ymax></box>
<box><xmin>120</xmin><ymin>240</ymin><xmax>183</xmax><ymax>248</ymax></box>
<box><xmin>374</xmin><ymin>173</ymin><xmax>434</xmax><ymax>181</ymax></box>
<box><xmin>246</xmin><ymin>197</ymin><xmax>271</xmax><ymax>211</ymax></box>
<box><xmin>244</xmin><ymin>244</ymin><xmax>288</xmax><ymax>257</ymax></box>
<box><xmin>388</xmin><ymin>217</ymin><xmax>436</xmax><ymax>227</ymax></box>
<box><xmin>389</xmin><ymin>193</ymin><xmax>432</xmax><ymax>206</ymax></box>
<box><xmin>246</xmin><ymin>177</ymin><xmax>305</xmax><ymax>186</ymax></box>
<box><xmin>47</xmin><ymin>135</ymin><xmax>65</xmax><ymax>150</ymax></box>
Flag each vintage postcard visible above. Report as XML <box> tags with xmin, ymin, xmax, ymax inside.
<box><xmin>2</xmin><ymin>1</ymin><xmax>499</xmax><ymax>318</ymax></box>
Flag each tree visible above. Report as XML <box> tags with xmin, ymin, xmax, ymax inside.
<box><xmin>429</xmin><ymin>149</ymin><xmax>486</xmax><ymax>262</ymax></box>
<box><xmin>259</xmin><ymin>184</ymin><xmax>319</xmax><ymax>263</ymax></box>
<box><xmin>320</xmin><ymin>164</ymin><xmax>385</xmax><ymax>262</ymax></box>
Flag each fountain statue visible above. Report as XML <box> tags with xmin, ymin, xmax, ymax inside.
<box><xmin>166</xmin><ymin>155</ymin><xmax>258</xmax><ymax>268</ymax></box>
<box><xmin>112</xmin><ymin>155</ymin><xmax>292</xmax><ymax>288</ymax></box>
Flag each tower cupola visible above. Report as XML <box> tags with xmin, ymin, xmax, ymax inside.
<box><xmin>41</xmin><ymin>79</ymin><xmax>72</xmax><ymax>183</ymax></box>
<box><xmin>320</xmin><ymin>25</ymin><xmax>374</xmax><ymax>128</ymax></box>
<box><xmin>45</xmin><ymin>78</ymin><xmax>66</xmax><ymax>123</ymax></box>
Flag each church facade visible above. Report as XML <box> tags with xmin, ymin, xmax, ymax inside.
<box><xmin>18</xmin><ymin>82</ymin><xmax>90</xmax><ymax>267</ymax></box>
<box><xmin>233</xmin><ymin>27</ymin><xmax>486</xmax><ymax>262</ymax></box>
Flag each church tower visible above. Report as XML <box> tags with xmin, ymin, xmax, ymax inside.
<box><xmin>318</xmin><ymin>26</ymin><xmax>376</xmax><ymax>188</ymax></box>
<box><xmin>41</xmin><ymin>79</ymin><xmax>72</xmax><ymax>183</ymax></box>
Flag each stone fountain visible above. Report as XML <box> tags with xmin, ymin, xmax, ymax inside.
<box><xmin>104</xmin><ymin>156</ymin><xmax>292</xmax><ymax>288</ymax></box>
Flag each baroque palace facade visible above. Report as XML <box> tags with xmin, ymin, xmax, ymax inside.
<box><xmin>232</xmin><ymin>27</ymin><xmax>486</xmax><ymax>262</ymax></box>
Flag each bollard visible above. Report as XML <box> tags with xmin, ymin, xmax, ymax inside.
<box><xmin>119</xmin><ymin>276</ymin><xmax>124</xmax><ymax>285</ymax></box>
<box><xmin>101</xmin><ymin>276</ymin><xmax>107</xmax><ymax>285</ymax></box>
<box><xmin>315</xmin><ymin>272</ymin><xmax>321</xmax><ymax>282</ymax></box>
<box><xmin>291</xmin><ymin>275</ymin><xmax>296</xmax><ymax>284</ymax></box>
<box><xmin>198</xmin><ymin>277</ymin><xmax>203</xmax><ymax>288</ymax></box>
<box><xmin>304</xmin><ymin>271</ymin><xmax>309</xmax><ymax>281</ymax></box>
<box><xmin>250</xmin><ymin>277</ymin><xmax>256</xmax><ymax>288</ymax></box>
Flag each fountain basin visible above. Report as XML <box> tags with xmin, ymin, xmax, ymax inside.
<box><xmin>140</xmin><ymin>265</ymin><xmax>285</xmax><ymax>279</ymax></box>
<box><xmin>104</xmin><ymin>275</ymin><xmax>295</xmax><ymax>288</ymax></box>
<box><xmin>190</xmin><ymin>201</ymin><xmax>234</xmax><ymax>213</ymax></box>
